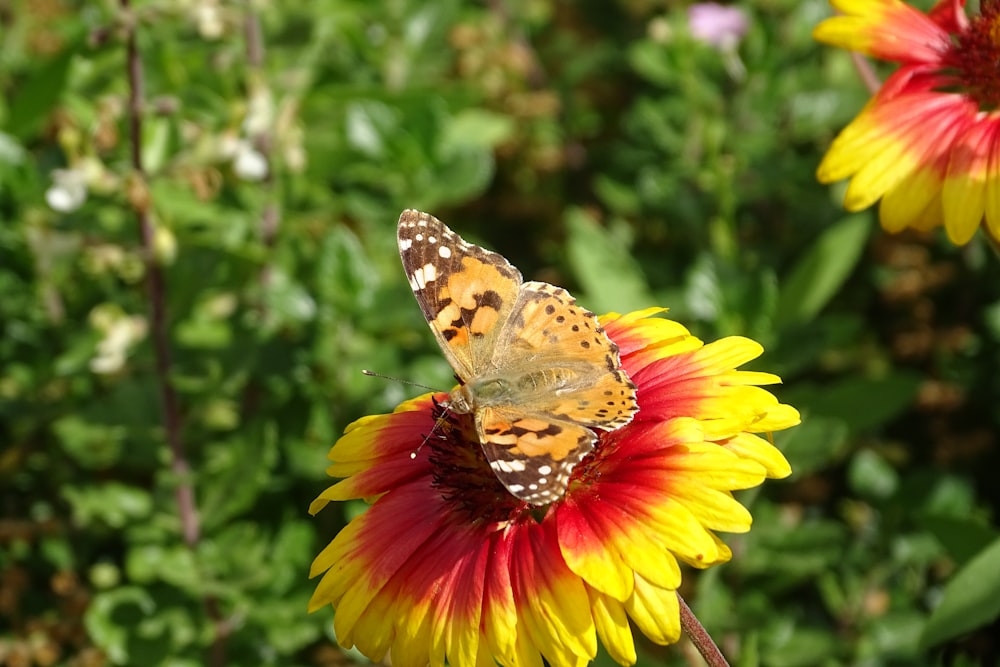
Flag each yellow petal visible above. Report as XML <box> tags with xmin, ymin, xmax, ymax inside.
<box><xmin>587</xmin><ymin>586</ymin><xmax>637</xmax><ymax>667</ymax></box>
<box><xmin>625</xmin><ymin>574</ymin><xmax>681</xmax><ymax>646</ymax></box>
<box><xmin>724</xmin><ymin>432</ymin><xmax>793</xmax><ymax>479</ymax></box>
<box><xmin>880</xmin><ymin>166</ymin><xmax>943</xmax><ymax>232</ymax></box>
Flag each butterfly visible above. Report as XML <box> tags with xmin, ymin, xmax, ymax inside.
<box><xmin>397</xmin><ymin>209</ymin><xmax>638</xmax><ymax>505</ymax></box>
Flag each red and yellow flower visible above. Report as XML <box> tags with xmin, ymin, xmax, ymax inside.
<box><xmin>309</xmin><ymin>309</ymin><xmax>798</xmax><ymax>667</ymax></box>
<box><xmin>815</xmin><ymin>0</ymin><xmax>1000</xmax><ymax>245</ymax></box>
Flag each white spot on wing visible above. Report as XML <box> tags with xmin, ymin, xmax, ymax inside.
<box><xmin>489</xmin><ymin>458</ymin><xmax>527</xmax><ymax>473</ymax></box>
<box><xmin>438</xmin><ymin>245</ymin><xmax>452</xmax><ymax>259</ymax></box>
<box><xmin>538</xmin><ymin>465</ymin><xmax>552</xmax><ymax>476</ymax></box>
<box><xmin>409</xmin><ymin>263</ymin><xmax>437</xmax><ymax>290</ymax></box>
<box><xmin>399</xmin><ymin>238</ymin><xmax>413</xmax><ymax>251</ymax></box>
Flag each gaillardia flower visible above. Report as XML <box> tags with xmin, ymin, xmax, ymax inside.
<box><xmin>815</xmin><ymin>0</ymin><xmax>1000</xmax><ymax>245</ymax></box>
<box><xmin>309</xmin><ymin>309</ymin><xmax>798</xmax><ymax>667</ymax></box>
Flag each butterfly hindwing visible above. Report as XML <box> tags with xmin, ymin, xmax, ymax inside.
<box><xmin>494</xmin><ymin>281</ymin><xmax>638</xmax><ymax>429</ymax></box>
<box><xmin>476</xmin><ymin>408</ymin><xmax>597</xmax><ymax>504</ymax></box>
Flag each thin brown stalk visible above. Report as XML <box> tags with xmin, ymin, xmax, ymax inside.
<box><xmin>121</xmin><ymin>0</ymin><xmax>198</xmax><ymax>550</ymax></box>
<box><xmin>243</xmin><ymin>9</ymin><xmax>279</xmax><ymax>270</ymax></box>
<box><xmin>679</xmin><ymin>593</ymin><xmax>730</xmax><ymax>667</ymax></box>
<box><xmin>850</xmin><ymin>51</ymin><xmax>882</xmax><ymax>95</ymax></box>
<box><xmin>121</xmin><ymin>3</ymin><xmax>227</xmax><ymax>664</ymax></box>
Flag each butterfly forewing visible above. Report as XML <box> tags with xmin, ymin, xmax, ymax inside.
<box><xmin>397</xmin><ymin>210</ymin><xmax>521</xmax><ymax>381</ymax></box>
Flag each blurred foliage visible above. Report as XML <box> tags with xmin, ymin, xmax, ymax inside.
<box><xmin>1</xmin><ymin>0</ymin><xmax>998</xmax><ymax>666</ymax></box>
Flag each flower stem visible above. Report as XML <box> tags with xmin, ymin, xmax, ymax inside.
<box><xmin>850</xmin><ymin>51</ymin><xmax>882</xmax><ymax>95</ymax></box>
<box><xmin>121</xmin><ymin>3</ymin><xmax>227</xmax><ymax>664</ymax></box>
<box><xmin>243</xmin><ymin>8</ymin><xmax>279</xmax><ymax>274</ymax></box>
<box><xmin>121</xmin><ymin>0</ymin><xmax>198</xmax><ymax>551</ymax></box>
<box><xmin>679</xmin><ymin>593</ymin><xmax>730</xmax><ymax>667</ymax></box>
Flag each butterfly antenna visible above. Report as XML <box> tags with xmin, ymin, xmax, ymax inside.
<box><xmin>408</xmin><ymin>395</ymin><xmax>456</xmax><ymax>460</ymax></box>
<box><xmin>361</xmin><ymin>370</ymin><xmax>450</xmax><ymax>460</ymax></box>
<box><xmin>361</xmin><ymin>369</ymin><xmax>440</xmax><ymax>392</ymax></box>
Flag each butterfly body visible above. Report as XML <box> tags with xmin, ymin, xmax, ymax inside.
<box><xmin>398</xmin><ymin>209</ymin><xmax>638</xmax><ymax>505</ymax></box>
<box><xmin>451</xmin><ymin>365</ymin><xmax>595</xmax><ymax>412</ymax></box>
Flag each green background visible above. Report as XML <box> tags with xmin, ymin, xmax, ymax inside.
<box><xmin>1</xmin><ymin>1</ymin><xmax>998</xmax><ymax>665</ymax></box>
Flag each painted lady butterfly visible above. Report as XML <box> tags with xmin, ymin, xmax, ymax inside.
<box><xmin>398</xmin><ymin>210</ymin><xmax>638</xmax><ymax>505</ymax></box>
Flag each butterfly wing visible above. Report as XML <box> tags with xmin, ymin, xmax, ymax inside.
<box><xmin>476</xmin><ymin>407</ymin><xmax>598</xmax><ymax>505</ymax></box>
<box><xmin>493</xmin><ymin>280</ymin><xmax>638</xmax><ymax>429</ymax></box>
<box><xmin>397</xmin><ymin>210</ymin><xmax>522</xmax><ymax>381</ymax></box>
<box><xmin>474</xmin><ymin>281</ymin><xmax>639</xmax><ymax>505</ymax></box>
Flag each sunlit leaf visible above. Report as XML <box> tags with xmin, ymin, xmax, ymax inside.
<box><xmin>921</xmin><ymin>538</ymin><xmax>1000</xmax><ymax>649</ymax></box>
<box><xmin>775</xmin><ymin>214</ymin><xmax>871</xmax><ymax>326</ymax></box>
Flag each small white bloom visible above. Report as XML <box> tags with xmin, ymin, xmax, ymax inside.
<box><xmin>233</xmin><ymin>142</ymin><xmax>269</xmax><ymax>182</ymax></box>
<box><xmin>196</xmin><ymin>2</ymin><xmax>224</xmax><ymax>39</ymax></box>
<box><xmin>89</xmin><ymin>307</ymin><xmax>148</xmax><ymax>375</ymax></box>
<box><xmin>45</xmin><ymin>168</ymin><xmax>88</xmax><ymax>212</ymax></box>
<box><xmin>217</xmin><ymin>132</ymin><xmax>241</xmax><ymax>159</ymax></box>
<box><xmin>243</xmin><ymin>88</ymin><xmax>274</xmax><ymax>138</ymax></box>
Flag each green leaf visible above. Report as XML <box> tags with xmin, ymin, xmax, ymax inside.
<box><xmin>259</xmin><ymin>268</ymin><xmax>317</xmax><ymax>330</ymax></box>
<box><xmin>565</xmin><ymin>208</ymin><xmax>653</xmax><ymax>314</ymax></box>
<box><xmin>764</xmin><ymin>624</ymin><xmax>843</xmax><ymax>667</ymax></box>
<box><xmin>775</xmin><ymin>412</ymin><xmax>849</xmax><ymax>475</ymax></box>
<box><xmin>84</xmin><ymin>587</ymin><xmax>156</xmax><ymax>665</ymax></box>
<box><xmin>0</xmin><ymin>132</ymin><xmax>27</xmax><ymax>166</ymax></box>
<box><xmin>920</xmin><ymin>514</ymin><xmax>998</xmax><ymax>566</ymax></box>
<box><xmin>53</xmin><ymin>415</ymin><xmax>128</xmax><ymax>469</ymax></box>
<box><xmin>316</xmin><ymin>224</ymin><xmax>379</xmax><ymax>312</ymax></box>
<box><xmin>847</xmin><ymin>449</ymin><xmax>899</xmax><ymax>500</ymax></box>
<box><xmin>782</xmin><ymin>372</ymin><xmax>921</xmax><ymax>435</ymax></box>
<box><xmin>62</xmin><ymin>482</ymin><xmax>153</xmax><ymax>529</ymax></box>
<box><xmin>432</xmin><ymin>148</ymin><xmax>495</xmax><ymax>206</ymax></box>
<box><xmin>775</xmin><ymin>213</ymin><xmax>871</xmax><ymax>326</ymax></box>
<box><xmin>868</xmin><ymin>611</ymin><xmax>925</xmax><ymax>659</ymax></box>
<box><xmin>345</xmin><ymin>100</ymin><xmax>397</xmax><ymax>157</ymax></box>
<box><xmin>7</xmin><ymin>49</ymin><xmax>75</xmax><ymax>139</ymax></box>
<box><xmin>141</xmin><ymin>116</ymin><xmax>176</xmax><ymax>174</ymax></box>
<box><xmin>921</xmin><ymin>537</ymin><xmax>1000</xmax><ymax>648</ymax></box>
<box><xmin>628</xmin><ymin>40</ymin><xmax>676</xmax><ymax>87</ymax></box>
<box><xmin>438</xmin><ymin>108</ymin><xmax>514</xmax><ymax>156</ymax></box>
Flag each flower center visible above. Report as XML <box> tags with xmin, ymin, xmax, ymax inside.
<box><xmin>427</xmin><ymin>400</ymin><xmax>526</xmax><ymax>524</ymax></box>
<box><xmin>955</xmin><ymin>0</ymin><xmax>1000</xmax><ymax>110</ymax></box>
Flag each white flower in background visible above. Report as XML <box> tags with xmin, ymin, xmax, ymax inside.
<box><xmin>45</xmin><ymin>168</ymin><xmax>88</xmax><ymax>212</ymax></box>
<box><xmin>243</xmin><ymin>87</ymin><xmax>274</xmax><ymax>138</ymax></box>
<box><xmin>89</xmin><ymin>305</ymin><xmax>148</xmax><ymax>375</ymax></box>
<box><xmin>232</xmin><ymin>140</ymin><xmax>269</xmax><ymax>181</ymax></box>
<box><xmin>216</xmin><ymin>129</ymin><xmax>269</xmax><ymax>182</ymax></box>
<box><xmin>195</xmin><ymin>0</ymin><xmax>224</xmax><ymax>39</ymax></box>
